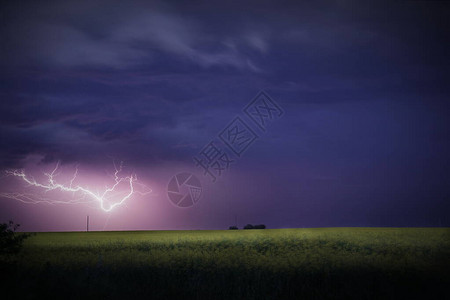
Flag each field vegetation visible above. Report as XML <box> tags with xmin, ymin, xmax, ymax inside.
<box><xmin>1</xmin><ymin>228</ymin><xmax>449</xmax><ymax>299</ymax></box>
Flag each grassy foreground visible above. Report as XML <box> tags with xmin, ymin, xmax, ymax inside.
<box><xmin>1</xmin><ymin>228</ymin><xmax>449</xmax><ymax>299</ymax></box>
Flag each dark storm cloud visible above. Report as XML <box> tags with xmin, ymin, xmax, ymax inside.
<box><xmin>0</xmin><ymin>0</ymin><xmax>281</xmax><ymax>167</ymax></box>
<box><xmin>1</xmin><ymin>0</ymin><xmax>449</xmax><ymax>228</ymax></box>
<box><xmin>0</xmin><ymin>0</ymin><xmax>268</xmax><ymax>71</ymax></box>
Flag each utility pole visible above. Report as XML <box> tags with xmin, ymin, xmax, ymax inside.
<box><xmin>87</xmin><ymin>215</ymin><xmax>89</xmax><ymax>232</ymax></box>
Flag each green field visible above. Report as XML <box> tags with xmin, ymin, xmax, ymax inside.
<box><xmin>1</xmin><ymin>228</ymin><xmax>449</xmax><ymax>299</ymax></box>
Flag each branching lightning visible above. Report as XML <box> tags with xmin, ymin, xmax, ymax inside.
<box><xmin>0</xmin><ymin>161</ymin><xmax>152</xmax><ymax>212</ymax></box>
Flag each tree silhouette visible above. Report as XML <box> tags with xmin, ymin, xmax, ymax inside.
<box><xmin>243</xmin><ymin>224</ymin><xmax>254</xmax><ymax>229</ymax></box>
<box><xmin>254</xmin><ymin>224</ymin><xmax>266</xmax><ymax>229</ymax></box>
<box><xmin>0</xmin><ymin>221</ymin><xmax>32</xmax><ymax>254</ymax></box>
<box><xmin>243</xmin><ymin>224</ymin><xmax>266</xmax><ymax>229</ymax></box>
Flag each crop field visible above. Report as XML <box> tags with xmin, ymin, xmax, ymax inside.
<box><xmin>1</xmin><ymin>228</ymin><xmax>449</xmax><ymax>299</ymax></box>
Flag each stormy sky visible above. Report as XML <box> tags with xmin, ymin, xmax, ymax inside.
<box><xmin>1</xmin><ymin>0</ymin><xmax>449</xmax><ymax>231</ymax></box>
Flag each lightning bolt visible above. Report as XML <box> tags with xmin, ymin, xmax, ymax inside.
<box><xmin>0</xmin><ymin>161</ymin><xmax>152</xmax><ymax>212</ymax></box>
